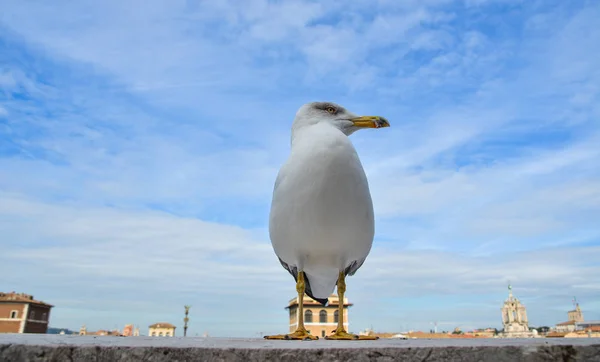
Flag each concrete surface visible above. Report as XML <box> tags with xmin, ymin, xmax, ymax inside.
<box><xmin>1</xmin><ymin>334</ymin><xmax>599</xmax><ymax>361</ymax></box>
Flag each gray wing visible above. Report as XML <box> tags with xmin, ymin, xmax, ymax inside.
<box><xmin>344</xmin><ymin>258</ymin><xmax>366</xmax><ymax>276</ymax></box>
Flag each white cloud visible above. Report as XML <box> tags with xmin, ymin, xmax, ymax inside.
<box><xmin>0</xmin><ymin>194</ymin><xmax>290</xmax><ymax>334</ymax></box>
<box><xmin>0</xmin><ymin>0</ymin><xmax>458</xmax><ymax>93</ymax></box>
<box><xmin>2</xmin><ymin>194</ymin><xmax>597</xmax><ymax>334</ymax></box>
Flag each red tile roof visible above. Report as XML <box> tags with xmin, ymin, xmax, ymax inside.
<box><xmin>556</xmin><ymin>320</ymin><xmax>577</xmax><ymax>326</ymax></box>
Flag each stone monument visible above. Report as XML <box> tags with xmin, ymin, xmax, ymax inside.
<box><xmin>499</xmin><ymin>283</ymin><xmax>536</xmax><ymax>338</ymax></box>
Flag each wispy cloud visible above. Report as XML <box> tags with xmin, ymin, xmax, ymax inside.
<box><xmin>1</xmin><ymin>0</ymin><xmax>599</xmax><ymax>335</ymax></box>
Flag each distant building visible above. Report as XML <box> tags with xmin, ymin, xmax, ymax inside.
<box><xmin>547</xmin><ymin>318</ymin><xmax>600</xmax><ymax>338</ymax></box>
<box><xmin>79</xmin><ymin>325</ymin><xmax>122</xmax><ymax>336</ymax></box>
<box><xmin>471</xmin><ymin>328</ymin><xmax>496</xmax><ymax>338</ymax></box>
<box><xmin>123</xmin><ymin>324</ymin><xmax>134</xmax><ymax>336</ymax></box>
<box><xmin>286</xmin><ymin>294</ymin><xmax>351</xmax><ymax>338</ymax></box>
<box><xmin>499</xmin><ymin>284</ymin><xmax>536</xmax><ymax>338</ymax></box>
<box><xmin>149</xmin><ymin>323</ymin><xmax>176</xmax><ymax>336</ymax></box>
<box><xmin>555</xmin><ymin>300</ymin><xmax>584</xmax><ymax>333</ymax></box>
<box><xmin>568</xmin><ymin>302</ymin><xmax>584</xmax><ymax>323</ymax></box>
<box><xmin>555</xmin><ymin>320</ymin><xmax>578</xmax><ymax>332</ymax></box>
<box><xmin>575</xmin><ymin>321</ymin><xmax>600</xmax><ymax>336</ymax></box>
<box><xmin>123</xmin><ymin>324</ymin><xmax>140</xmax><ymax>336</ymax></box>
<box><xmin>78</xmin><ymin>324</ymin><xmax>140</xmax><ymax>336</ymax></box>
<box><xmin>0</xmin><ymin>292</ymin><xmax>53</xmax><ymax>334</ymax></box>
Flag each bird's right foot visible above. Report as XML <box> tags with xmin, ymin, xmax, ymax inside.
<box><xmin>325</xmin><ymin>328</ymin><xmax>379</xmax><ymax>340</ymax></box>
<box><xmin>264</xmin><ymin>329</ymin><xmax>319</xmax><ymax>341</ymax></box>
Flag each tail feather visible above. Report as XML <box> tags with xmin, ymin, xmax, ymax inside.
<box><xmin>277</xmin><ymin>257</ymin><xmax>335</xmax><ymax>306</ymax></box>
<box><xmin>303</xmin><ymin>275</ymin><xmax>330</xmax><ymax>306</ymax></box>
<box><xmin>304</xmin><ymin>270</ymin><xmax>337</xmax><ymax>305</ymax></box>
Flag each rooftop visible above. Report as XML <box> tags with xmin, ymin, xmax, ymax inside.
<box><xmin>0</xmin><ymin>292</ymin><xmax>53</xmax><ymax>308</ymax></box>
<box><xmin>546</xmin><ymin>331</ymin><xmax>569</xmax><ymax>338</ymax></box>
<box><xmin>286</xmin><ymin>294</ymin><xmax>352</xmax><ymax>309</ymax></box>
<box><xmin>556</xmin><ymin>320</ymin><xmax>577</xmax><ymax>326</ymax></box>
<box><xmin>149</xmin><ymin>323</ymin><xmax>176</xmax><ymax>329</ymax></box>
<box><xmin>577</xmin><ymin>321</ymin><xmax>600</xmax><ymax>326</ymax></box>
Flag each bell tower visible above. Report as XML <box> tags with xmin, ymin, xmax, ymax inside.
<box><xmin>568</xmin><ymin>297</ymin><xmax>584</xmax><ymax>323</ymax></box>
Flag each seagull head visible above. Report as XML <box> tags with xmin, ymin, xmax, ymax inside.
<box><xmin>292</xmin><ymin>101</ymin><xmax>390</xmax><ymax>136</ymax></box>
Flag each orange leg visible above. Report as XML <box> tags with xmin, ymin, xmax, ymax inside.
<box><xmin>325</xmin><ymin>271</ymin><xmax>378</xmax><ymax>340</ymax></box>
<box><xmin>264</xmin><ymin>271</ymin><xmax>318</xmax><ymax>341</ymax></box>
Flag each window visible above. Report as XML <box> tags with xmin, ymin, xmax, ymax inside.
<box><xmin>319</xmin><ymin>310</ymin><xmax>327</xmax><ymax>323</ymax></box>
<box><xmin>42</xmin><ymin>312</ymin><xmax>47</xmax><ymax>321</ymax></box>
<box><xmin>304</xmin><ymin>310</ymin><xmax>313</xmax><ymax>323</ymax></box>
<box><xmin>321</xmin><ymin>330</ymin><xmax>326</xmax><ymax>337</ymax></box>
<box><xmin>334</xmin><ymin>310</ymin><xmax>339</xmax><ymax>323</ymax></box>
<box><xmin>10</xmin><ymin>310</ymin><xmax>18</xmax><ymax>319</ymax></box>
<box><xmin>30</xmin><ymin>311</ymin><xmax>36</xmax><ymax>319</ymax></box>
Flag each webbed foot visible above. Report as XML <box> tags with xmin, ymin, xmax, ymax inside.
<box><xmin>325</xmin><ymin>329</ymin><xmax>379</xmax><ymax>340</ymax></box>
<box><xmin>264</xmin><ymin>329</ymin><xmax>318</xmax><ymax>341</ymax></box>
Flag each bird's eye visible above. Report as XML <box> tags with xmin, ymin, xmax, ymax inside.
<box><xmin>325</xmin><ymin>106</ymin><xmax>336</xmax><ymax>114</ymax></box>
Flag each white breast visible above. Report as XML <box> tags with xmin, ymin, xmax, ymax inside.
<box><xmin>269</xmin><ymin>123</ymin><xmax>375</xmax><ymax>297</ymax></box>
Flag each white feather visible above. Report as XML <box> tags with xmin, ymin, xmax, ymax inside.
<box><xmin>269</xmin><ymin>120</ymin><xmax>375</xmax><ymax>299</ymax></box>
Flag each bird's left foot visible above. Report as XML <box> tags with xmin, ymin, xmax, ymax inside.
<box><xmin>325</xmin><ymin>329</ymin><xmax>379</xmax><ymax>340</ymax></box>
<box><xmin>264</xmin><ymin>328</ymin><xmax>318</xmax><ymax>341</ymax></box>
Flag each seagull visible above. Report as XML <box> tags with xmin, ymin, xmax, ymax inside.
<box><xmin>264</xmin><ymin>102</ymin><xmax>389</xmax><ymax>341</ymax></box>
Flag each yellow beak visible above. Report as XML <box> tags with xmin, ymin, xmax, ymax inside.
<box><xmin>350</xmin><ymin>116</ymin><xmax>390</xmax><ymax>129</ymax></box>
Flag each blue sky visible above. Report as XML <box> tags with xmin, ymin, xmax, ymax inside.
<box><xmin>1</xmin><ymin>0</ymin><xmax>599</xmax><ymax>336</ymax></box>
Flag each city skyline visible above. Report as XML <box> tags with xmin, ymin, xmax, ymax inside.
<box><xmin>3</xmin><ymin>285</ymin><xmax>597</xmax><ymax>337</ymax></box>
<box><xmin>1</xmin><ymin>0</ymin><xmax>599</xmax><ymax>337</ymax></box>
<box><xmin>27</xmin><ymin>287</ymin><xmax>598</xmax><ymax>336</ymax></box>
<box><xmin>41</xmin><ymin>288</ymin><xmax>590</xmax><ymax>336</ymax></box>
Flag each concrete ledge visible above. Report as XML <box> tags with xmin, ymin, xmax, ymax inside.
<box><xmin>1</xmin><ymin>335</ymin><xmax>599</xmax><ymax>361</ymax></box>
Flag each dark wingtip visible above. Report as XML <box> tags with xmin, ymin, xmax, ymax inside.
<box><xmin>305</xmin><ymin>291</ymin><xmax>329</xmax><ymax>306</ymax></box>
<box><xmin>314</xmin><ymin>297</ymin><xmax>329</xmax><ymax>306</ymax></box>
<box><xmin>303</xmin><ymin>275</ymin><xmax>330</xmax><ymax>306</ymax></box>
